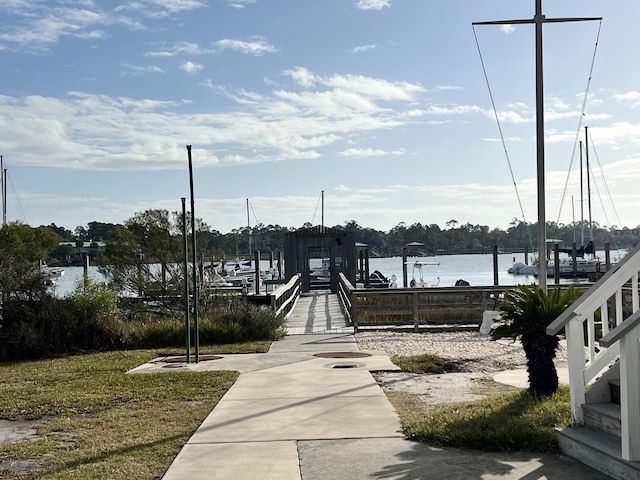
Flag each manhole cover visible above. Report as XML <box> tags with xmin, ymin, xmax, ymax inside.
<box><xmin>314</xmin><ymin>352</ymin><xmax>371</xmax><ymax>359</ymax></box>
<box><xmin>157</xmin><ymin>355</ymin><xmax>223</xmax><ymax>363</ymax></box>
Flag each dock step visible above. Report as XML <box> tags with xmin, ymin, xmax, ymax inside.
<box><xmin>584</xmin><ymin>402</ymin><xmax>621</xmax><ymax>438</ymax></box>
<box><xmin>557</xmin><ymin>426</ymin><xmax>640</xmax><ymax>480</ymax></box>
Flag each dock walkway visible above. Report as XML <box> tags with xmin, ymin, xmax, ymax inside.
<box><xmin>130</xmin><ymin>291</ymin><xmax>611</xmax><ymax>479</ymax></box>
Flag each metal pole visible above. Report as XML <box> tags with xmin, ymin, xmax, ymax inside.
<box><xmin>473</xmin><ymin>1</ymin><xmax>600</xmax><ymax>293</ymax></box>
<box><xmin>187</xmin><ymin>145</ymin><xmax>199</xmax><ymax>363</ymax></box>
<box><xmin>182</xmin><ymin>197</ymin><xmax>190</xmax><ymax>363</ymax></box>
<box><xmin>534</xmin><ymin>0</ymin><xmax>547</xmax><ymax>293</ymax></box>
<box><xmin>492</xmin><ymin>245</ymin><xmax>499</xmax><ymax>286</ymax></box>
<box><xmin>1</xmin><ymin>155</ymin><xmax>6</xmax><ymax>226</ymax></box>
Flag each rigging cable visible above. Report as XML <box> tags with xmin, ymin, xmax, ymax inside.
<box><xmin>472</xmin><ymin>26</ymin><xmax>530</xmax><ymax>241</ymax></box>
<box><xmin>310</xmin><ymin>192</ymin><xmax>321</xmax><ymax>226</ymax></box>
<box><xmin>554</xmin><ymin>20</ymin><xmax>602</xmax><ymax>228</ymax></box>
<box><xmin>585</xmin><ymin>132</ymin><xmax>623</xmax><ymax>251</ymax></box>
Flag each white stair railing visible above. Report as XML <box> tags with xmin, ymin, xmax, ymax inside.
<box><xmin>547</xmin><ymin>242</ymin><xmax>640</xmax><ymax>461</ymax></box>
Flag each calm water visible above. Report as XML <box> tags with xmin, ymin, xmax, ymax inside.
<box><xmin>367</xmin><ymin>253</ymin><xmax>537</xmax><ymax>288</ymax></box>
<box><xmin>52</xmin><ymin>251</ymin><xmax>605</xmax><ymax>297</ymax></box>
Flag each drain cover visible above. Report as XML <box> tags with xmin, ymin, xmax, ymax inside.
<box><xmin>326</xmin><ymin>362</ymin><xmax>364</xmax><ymax>369</ymax></box>
<box><xmin>157</xmin><ymin>355</ymin><xmax>223</xmax><ymax>363</ymax></box>
<box><xmin>314</xmin><ymin>352</ymin><xmax>371</xmax><ymax>359</ymax></box>
<box><xmin>330</xmin><ymin>363</ymin><xmax>360</xmax><ymax>369</ymax></box>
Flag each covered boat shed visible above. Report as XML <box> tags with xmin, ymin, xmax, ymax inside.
<box><xmin>284</xmin><ymin>226</ymin><xmax>356</xmax><ymax>293</ymax></box>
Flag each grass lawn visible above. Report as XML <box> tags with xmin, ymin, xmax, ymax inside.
<box><xmin>0</xmin><ymin>342</ymin><xmax>269</xmax><ymax>480</ymax></box>
<box><xmin>387</xmin><ymin>354</ymin><xmax>573</xmax><ymax>453</ymax></box>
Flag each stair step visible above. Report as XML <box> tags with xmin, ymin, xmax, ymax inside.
<box><xmin>557</xmin><ymin>425</ymin><xmax>640</xmax><ymax>480</ymax></box>
<box><xmin>584</xmin><ymin>402</ymin><xmax>622</xmax><ymax>437</ymax></box>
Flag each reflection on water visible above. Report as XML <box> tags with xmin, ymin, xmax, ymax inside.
<box><xmin>49</xmin><ymin>266</ymin><xmax>106</xmax><ymax>298</ymax></box>
<box><xmin>49</xmin><ymin>252</ymin><xmax>596</xmax><ymax>297</ymax></box>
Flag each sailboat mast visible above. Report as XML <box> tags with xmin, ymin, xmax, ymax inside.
<box><xmin>579</xmin><ymin>141</ymin><xmax>584</xmax><ymax>246</ymax></box>
<box><xmin>472</xmin><ymin>1</ymin><xmax>600</xmax><ymax>292</ymax></box>
<box><xmin>321</xmin><ymin>190</ymin><xmax>324</xmax><ymax>233</ymax></box>
<box><xmin>246</xmin><ymin>198</ymin><xmax>252</xmax><ymax>258</ymax></box>
<box><xmin>585</xmin><ymin>126</ymin><xmax>593</xmax><ymax>242</ymax></box>
<box><xmin>1</xmin><ymin>155</ymin><xmax>6</xmax><ymax>227</ymax></box>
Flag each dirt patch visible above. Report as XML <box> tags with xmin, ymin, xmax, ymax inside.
<box><xmin>373</xmin><ymin>371</ymin><xmax>521</xmax><ymax>407</ymax></box>
<box><xmin>0</xmin><ymin>419</ymin><xmax>38</xmax><ymax>445</ymax></box>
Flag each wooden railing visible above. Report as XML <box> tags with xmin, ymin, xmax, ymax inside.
<box><xmin>348</xmin><ymin>285</ymin><xmax>514</xmax><ymax>333</ymax></box>
<box><xmin>337</xmin><ymin>273</ymin><xmax>355</xmax><ymax>328</ymax></box>
<box><xmin>270</xmin><ymin>274</ymin><xmax>301</xmax><ymax>317</ymax></box>
<box><xmin>547</xmin><ymin>243</ymin><xmax>640</xmax><ymax>461</ymax></box>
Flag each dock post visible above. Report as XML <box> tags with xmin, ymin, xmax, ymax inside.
<box><xmin>402</xmin><ymin>248</ymin><xmax>408</xmax><ymax>288</ymax></box>
<box><xmin>254</xmin><ymin>250</ymin><xmax>261</xmax><ymax>295</ymax></box>
<box><xmin>493</xmin><ymin>245</ymin><xmax>499</xmax><ymax>286</ymax></box>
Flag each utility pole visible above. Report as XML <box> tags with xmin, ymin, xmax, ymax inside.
<box><xmin>187</xmin><ymin>145</ymin><xmax>199</xmax><ymax>363</ymax></box>
<box><xmin>473</xmin><ymin>1</ymin><xmax>600</xmax><ymax>292</ymax></box>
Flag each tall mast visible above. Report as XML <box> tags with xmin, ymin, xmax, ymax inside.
<box><xmin>1</xmin><ymin>155</ymin><xmax>6</xmax><ymax>226</ymax></box>
<box><xmin>579</xmin><ymin>140</ymin><xmax>584</xmax><ymax>246</ymax></box>
<box><xmin>246</xmin><ymin>198</ymin><xmax>252</xmax><ymax>258</ymax></box>
<box><xmin>321</xmin><ymin>190</ymin><xmax>324</xmax><ymax>233</ymax></box>
<box><xmin>585</xmin><ymin>126</ymin><xmax>593</xmax><ymax>242</ymax></box>
<box><xmin>473</xmin><ymin>1</ymin><xmax>600</xmax><ymax>292</ymax></box>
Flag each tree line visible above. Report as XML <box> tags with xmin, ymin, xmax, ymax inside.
<box><xmin>42</xmin><ymin>212</ymin><xmax>638</xmax><ymax>264</ymax></box>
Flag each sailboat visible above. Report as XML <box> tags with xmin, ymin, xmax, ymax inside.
<box><xmin>544</xmin><ymin>126</ymin><xmax>613</xmax><ymax>278</ymax></box>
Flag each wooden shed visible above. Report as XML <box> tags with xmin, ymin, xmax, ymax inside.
<box><xmin>284</xmin><ymin>226</ymin><xmax>356</xmax><ymax>293</ymax></box>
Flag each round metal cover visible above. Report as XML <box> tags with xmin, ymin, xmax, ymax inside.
<box><xmin>313</xmin><ymin>352</ymin><xmax>371</xmax><ymax>359</ymax></box>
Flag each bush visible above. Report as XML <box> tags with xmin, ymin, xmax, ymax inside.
<box><xmin>0</xmin><ymin>287</ymin><xmax>285</xmax><ymax>361</ymax></box>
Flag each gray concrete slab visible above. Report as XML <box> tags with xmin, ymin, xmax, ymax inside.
<box><xmin>159</xmin><ymin>292</ymin><xmax>612</xmax><ymax>480</ymax></box>
<box><xmin>162</xmin><ymin>441</ymin><xmax>301</xmax><ymax>480</ymax></box>
<box><xmin>297</xmin><ymin>438</ymin><xmax>613</xmax><ymax>479</ymax></box>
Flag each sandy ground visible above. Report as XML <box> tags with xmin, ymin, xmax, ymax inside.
<box><xmin>372</xmin><ymin>370</ymin><xmax>523</xmax><ymax>408</ymax></box>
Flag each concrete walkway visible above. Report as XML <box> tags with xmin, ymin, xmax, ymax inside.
<box><xmin>130</xmin><ymin>291</ymin><xmax>611</xmax><ymax>479</ymax></box>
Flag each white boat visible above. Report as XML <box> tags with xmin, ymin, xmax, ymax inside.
<box><xmin>408</xmin><ymin>260</ymin><xmax>440</xmax><ymax>287</ymax></box>
<box><xmin>508</xmin><ymin>261</ymin><xmax>538</xmax><ymax>276</ymax></box>
<box><xmin>42</xmin><ymin>265</ymin><xmax>65</xmax><ymax>287</ymax></box>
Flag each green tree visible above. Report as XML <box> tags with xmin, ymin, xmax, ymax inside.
<box><xmin>491</xmin><ymin>284</ymin><xmax>579</xmax><ymax>396</ymax></box>
<box><xmin>100</xmin><ymin>209</ymin><xmax>210</xmax><ymax>313</ymax></box>
<box><xmin>0</xmin><ymin>222</ymin><xmax>59</xmax><ymax>299</ymax></box>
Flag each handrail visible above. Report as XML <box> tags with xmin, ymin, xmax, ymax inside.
<box><xmin>543</xmin><ymin>242</ymin><xmax>640</xmax><ymax>462</ymax></box>
<box><xmin>271</xmin><ymin>274</ymin><xmax>301</xmax><ymax>317</ymax></box>
<box><xmin>337</xmin><ymin>272</ymin><xmax>355</xmax><ymax>330</ymax></box>
<box><xmin>599</xmin><ymin>308</ymin><xmax>640</xmax><ymax>348</ymax></box>
<box><xmin>548</xmin><ymin>242</ymin><xmax>640</xmax><ymax>335</ymax></box>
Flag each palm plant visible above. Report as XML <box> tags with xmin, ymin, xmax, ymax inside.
<box><xmin>491</xmin><ymin>283</ymin><xmax>579</xmax><ymax>396</ymax></box>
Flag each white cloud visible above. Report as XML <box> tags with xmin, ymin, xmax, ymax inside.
<box><xmin>614</xmin><ymin>91</ymin><xmax>640</xmax><ymax>108</ymax></box>
<box><xmin>500</xmin><ymin>25</ymin><xmax>516</xmax><ymax>34</ymax></box>
<box><xmin>0</xmin><ymin>68</ymin><xmax>425</xmax><ymax>170</ymax></box>
<box><xmin>180</xmin><ymin>61</ymin><xmax>203</xmax><ymax>73</ymax></box>
<box><xmin>121</xmin><ymin>64</ymin><xmax>166</xmax><ymax>76</ymax></box>
<box><xmin>284</xmin><ymin>67</ymin><xmax>317</xmax><ymax>88</ymax></box>
<box><xmin>341</xmin><ymin>148</ymin><xmax>403</xmax><ymax>157</ymax></box>
<box><xmin>213</xmin><ymin>37</ymin><xmax>278</xmax><ymax>56</ymax></box>
<box><xmin>226</xmin><ymin>0</ymin><xmax>256</xmax><ymax>8</ymax></box>
<box><xmin>351</xmin><ymin>44</ymin><xmax>377</xmax><ymax>54</ymax></box>
<box><xmin>356</xmin><ymin>0</ymin><xmax>391</xmax><ymax>11</ymax></box>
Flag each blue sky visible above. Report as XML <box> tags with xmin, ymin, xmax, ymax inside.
<box><xmin>1</xmin><ymin>0</ymin><xmax>639</xmax><ymax>234</ymax></box>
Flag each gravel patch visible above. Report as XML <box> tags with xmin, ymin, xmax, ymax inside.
<box><xmin>356</xmin><ymin>331</ymin><xmax>568</xmax><ymax>374</ymax></box>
